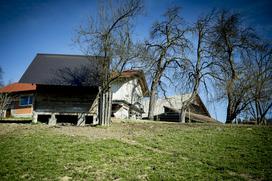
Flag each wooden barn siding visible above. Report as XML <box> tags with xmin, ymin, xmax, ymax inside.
<box><xmin>188</xmin><ymin>104</ymin><xmax>209</xmax><ymax>117</ymax></box>
<box><xmin>34</xmin><ymin>85</ymin><xmax>98</xmax><ymax>113</ymax></box>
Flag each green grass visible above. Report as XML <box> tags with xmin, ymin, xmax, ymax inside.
<box><xmin>1</xmin><ymin>116</ymin><xmax>32</xmax><ymax>120</ymax></box>
<box><xmin>0</xmin><ymin>123</ymin><xmax>271</xmax><ymax>180</ymax></box>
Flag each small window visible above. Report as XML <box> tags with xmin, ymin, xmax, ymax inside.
<box><xmin>19</xmin><ymin>95</ymin><xmax>33</xmax><ymax>106</ymax></box>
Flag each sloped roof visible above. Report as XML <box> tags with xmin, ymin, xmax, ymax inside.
<box><xmin>142</xmin><ymin>93</ymin><xmax>211</xmax><ymax>118</ymax></box>
<box><xmin>143</xmin><ymin>93</ymin><xmax>192</xmax><ymax>117</ymax></box>
<box><xmin>120</xmin><ymin>70</ymin><xmax>142</xmax><ymax>78</ymax></box>
<box><xmin>113</xmin><ymin>70</ymin><xmax>149</xmax><ymax>96</ymax></box>
<box><xmin>0</xmin><ymin>83</ymin><xmax>36</xmax><ymax>93</ymax></box>
<box><xmin>19</xmin><ymin>54</ymin><xmax>107</xmax><ymax>87</ymax></box>
<box><xmin>163</xmin><ymin>106</ymin><xmax>218</xmax><ymax>123</ymax></box>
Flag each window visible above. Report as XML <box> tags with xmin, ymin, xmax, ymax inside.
<box><xmin>19</xmin><ymin>95</ymin><xmax>33</xmax><ymax>106</ymax></box>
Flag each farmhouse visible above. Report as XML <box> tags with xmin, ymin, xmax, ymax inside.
<box><xmin>0</xmin><ymin>53</ymin><xmax>215</xmax><ymax>124</ymax></box>
<box><xmin>143</xmin><ymin>94</ymin><xmax>218</xmax><ymax>123</ymax></box>
<box><xmin>0</xmin><ymin>54</ymin><xmax>150</xmax><ymax>124</ymax></box>
<box><xmin>0</xmin><ymin>54</ymin><xmax>107</xmax><ymax>125</ymax></box>
<box><xmin>111</xmin><ymin>70</ymin><xmax>149</xmax><ymax>119</ymax></box>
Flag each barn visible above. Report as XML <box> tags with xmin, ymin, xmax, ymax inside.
<box><xmin>0</xmin><ymin>54</ymin><xmax>107</xmax><ymax>125</ymax></box>
<box><xmin>143</xmin><ymin>94</ymin><xmax>218</xmax><ymax>123</ymax></box>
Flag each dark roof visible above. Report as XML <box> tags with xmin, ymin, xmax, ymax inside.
<box><xmin>19</xmin><ymin>54</ymin><xmax>107</xmax><ymax>87</ymax></box>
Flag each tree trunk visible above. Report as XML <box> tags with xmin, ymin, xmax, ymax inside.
<box><xmin>107</xmin><ymin>89</ymin><xmax>112</xmax><ymax>125</ymax></box>
<box><xmin>255</xmin><ymin>101</ymin><xmax>261</xmax><ymax>124</ymax></box>
<box><xmin>225</xmin><ymin>78</ymin><xmax>236</xmax><ymax>124</ymax></box>
<box><xmin>226</xmin><ymin>102</ymin><xmax>235</xmax><ymax>124</ymax></box>
<box><xmin>98</xmin><ymin>90</ymin><xmax>104</xmax><ymax>125</ymax></box>
<box><xmin>148</xmin><ymin>80</ymin><xmax>158</xmax><ymax>120</ymax></box>
<box><xmin>97</xmin><ymin>54</ymin><xmax>112</xmax><ymax>126</ymax></box>
<box><xmin>98</xmin><ymin>89</ymin><xmax>111</xmax><ymax>126</ymax></box>
<box><xmin>179</xmin><ymin>106</ymin><xmax>186</xmax><ymax>123</ymax></box>
<box><xmin>148</xmin><ymin>78</ymin><xmax>159</xmax><ymax>120</ymax></box>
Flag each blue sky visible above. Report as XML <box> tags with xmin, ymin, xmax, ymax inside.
<box><xmin>0</xmin><ymin>0</ymin><xmax>271</xmax><ymax>122</ymax></box>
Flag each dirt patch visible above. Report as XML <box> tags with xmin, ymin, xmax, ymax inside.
<box><xmin>0</xmin><ymin>120</ymin><xmax>184</xmax><ymax>139</ymax></box>
<box><xmin>50</xmin><ymin>121</ymin><xmax>171</xmax><ymax>140</ymax></box>
<box><xmin>227</xmin><ymin>171</ymin><xmax>260</xmax><ymax>181</ymax></box>
<box><xmin>120</xmin><ymin>138</ymin><xmax>172</xmax><ymax>154</ymax></box>
<box><xmin>51</xmin><ymin>125</ymin><xmax>125</xmax><ymax>140</ymax></box>
<box><xmin>0</xmin><ymin>121</ymin><xmax>220</xmax><ymax>140</ymax></box>
<box><xmin>59</xmin><ymin>176</ymin><xmax>72</xmax><ymax>181</ymax></box>
<box><xmin>0</xmin><ymin>123</ymin><xmax>30</xmax><ymax>136</ymax></box>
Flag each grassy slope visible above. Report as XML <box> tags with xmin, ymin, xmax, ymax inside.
<box><xmin>0</xmin><ymin>123</ymin><xmax>271</xmax><ymax>180</ymax></box>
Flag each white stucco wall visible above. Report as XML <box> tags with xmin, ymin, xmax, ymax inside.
<box><xmin>113</xmin><ymin>105</ymin><xmax>129</xmax><ymax>119</ymax></box>
<box><xmin>111</xmin><ymin>78</ymin><xmax>145</xmax><ymax>119</ymax></box>
<box><xmin>112</xmin><ymin>78</ymin><xmax>143</xmax><ymax>105</ymax></box>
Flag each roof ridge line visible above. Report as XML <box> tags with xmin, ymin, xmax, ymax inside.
<box><xmin>36</xmin><ymin>53</ymin><xmax>104</xmax><ymax>58</ymax></box>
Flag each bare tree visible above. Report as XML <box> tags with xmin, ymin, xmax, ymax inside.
<box><xmin>144</xmin><ymin>7</ymin><xmax>190</xmax><ymax>120</ymax></box>
<box><xmin>208</xmin><ymin>10</ymin><xmax>258</xmax><ymax>124</ymax></box>
<box><xmin>75</xmin><ymin>0</ymin><xmax>143</xmax><ymax>125</ymax></box>
<box><xmin>244</xmin><ymin>42</ymin><xmax>272</xmax><ymax>124</ymax></box>
<box><xmin>0</xmin><ymin>67</ymin><xmax>10</xmax><ymax>120</ymax></box>
<box><xmin>0</xmin><ymin>93</ymin><xmax>11</xmax><ymax>120</ymax></box>
<box><xmin>175</xmin><ymin>11</ymin><xmax>215</xmax><ymax>123</ymax></box>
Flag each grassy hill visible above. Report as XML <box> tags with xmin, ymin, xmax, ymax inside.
<box><xmin>0</xmin><ymin>121</ymin><xmax>271</xmax><ymax>180</ymax></box>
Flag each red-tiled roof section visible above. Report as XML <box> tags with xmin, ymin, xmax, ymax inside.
<box><xmin>0</xmin><ymin>83</ymin><xmax>36</xmax><ymax>93</ymax></box>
